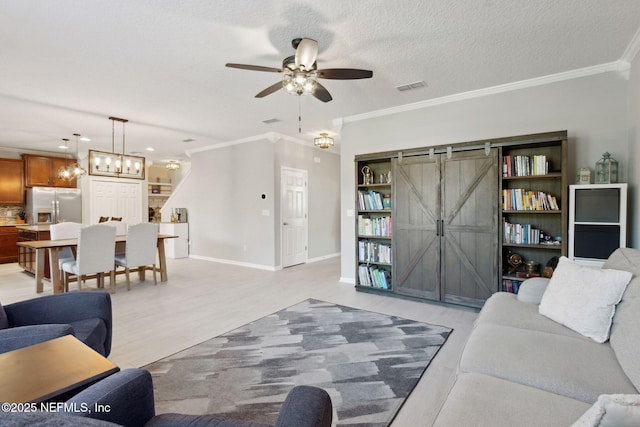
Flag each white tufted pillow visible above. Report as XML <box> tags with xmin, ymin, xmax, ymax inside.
<box><xmin>539</xmin><ymin>257</ymin><xmax>631</xmax><ymax>343</ymax></box>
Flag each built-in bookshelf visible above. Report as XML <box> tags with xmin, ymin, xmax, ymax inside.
<box><xmin>500</xmin><ymin>134</ymin><xmax>567</xmax><ymax>294</ymax></box>
<box><xmin>355</xmin><ymin>158</ymin><xmax>393</xmax><ymax>291</ymax></box>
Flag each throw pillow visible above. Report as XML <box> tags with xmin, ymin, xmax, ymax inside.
<box><xmin>571</xmin><ymin>394</ymin><xmax>640</xmax><ymax>427</ymax></box>
<box><xmin>538</xmin><ymin>256</ymin><xmax>632</xmax><ymax>343</ymax></box>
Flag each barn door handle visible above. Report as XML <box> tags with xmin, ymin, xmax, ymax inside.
<box><xmin>283</xmin><ymin>222</ymin><xmax>289</xmax><ymax>226</ymax></box>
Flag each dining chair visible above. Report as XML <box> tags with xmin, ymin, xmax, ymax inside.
<box><xmin>102</xmin><ymin>220</ymin><xmax>127</xmax><ymax>236</ymax></box>
<box><xmin>103</xmin><ymin>220</ymin><xmax>128</xmax><ymax>257</ymax></box>
<box><xmin>113</xmin><ymin>223</ymin><xmax>159</xmax><ymax>292</ymax></box>
<box><xmin>61</xmin><ymin>225</ymin><xmax>116</xmax><ymax>292</ymax></box>
<box><xmin>49</xmin><ymin>222</ymin><xmax>82</xmax><ymax>270</ymax></box>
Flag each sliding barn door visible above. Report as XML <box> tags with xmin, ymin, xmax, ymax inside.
<box><xmin>393</xmin><ymin>156</ymin><xmax>441</xmax><ymax>300</ymax></box>
<box><xmin>441</xmin><ymin>150</ymin><xmax>499</xmax><ymax>307</ymax></box>
<box><xmin>393</xmin><ymin>149</ymin><xmax>499</xmax><ymax>307</ymax></box>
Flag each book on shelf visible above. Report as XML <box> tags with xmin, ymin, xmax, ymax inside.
<box><xmin>502</xmin><ymin>189</ymin><xmax>559</xmax><ymax>211</ymax></box>
<box><xmin>358</xmin><ymin>264</ymin><xmax>391</xmax><ymax>289</ymax></box>
<box><xmin>358</xmin><ymin>240</ymin><xmax>392</xmax><ymax>264</ymax></box>
<box><xmin>358</xmin><ymin>215</ymin><xmax>392</xmax><ymax>237</ymax></box>
<box><xmin>357</xmin><ymin>190</ymin><xmax>386</xmax><ymax>211</ymax></box>
<box><xmin>503</xmin><ymin>221</ymin><xmax>541</xmax><ymax>245</ymax></box>
<box><xmin>501</xmin><ymin>279</ymin><xmax>522</xmax><ymax>294</ymax></box>
<box><xmin>502</xmin><ymin>155</ymin><xmax>549</xmax><ymax>177</ymax></box>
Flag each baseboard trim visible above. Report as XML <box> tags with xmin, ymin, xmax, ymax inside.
<box><xmin>306</xmin><ymin>252</ymin><xmax>340</xmax><ymax>263</ymax></box>
<box><xmin>188</xmin><ymin>255</ymin><xmax>278</xmax><ymax>272</ymax></box>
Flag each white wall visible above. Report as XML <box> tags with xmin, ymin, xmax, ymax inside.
<box><xmin>339</xmin><ymin>70</ymin><xmax>634</xmax><ymax>281</ymax></box>
<box><xmin>274</xmin><ymin>137</ymin><xmax>340</xmax><ymax>264</ymax></box>
<box><xmin>168</xmin><ymin>134</ymin><xmax>341</xmax><ymax>269</ymax></box>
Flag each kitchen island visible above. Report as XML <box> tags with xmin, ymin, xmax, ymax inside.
<box><xmin>16</xmin><ymin>224</ymin><xmax>51</xmax><ymax>278</ymax></box>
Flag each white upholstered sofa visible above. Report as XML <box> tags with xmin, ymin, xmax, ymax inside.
<box><xmin>433</xmin><ymin>248</ymin><xmax>640</xmax><ymax>426</ymax></box>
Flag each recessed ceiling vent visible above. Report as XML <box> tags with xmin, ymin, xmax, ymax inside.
<box><xmin>262</xmin><ymin>118</ymin><xmax>281</xmax><ymax>124</ymax></box>
<box><xmin>396</xmin><ymin>81</ymin><xmax>427</xmax><ymax>92</ymax></box>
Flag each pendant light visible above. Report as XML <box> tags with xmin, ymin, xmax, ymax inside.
<box><xmin>57</xmin><ymin>138</ymin><xmax>73</xmax><ymax>180</ymax></box>
<box><xmin>88</xmin><ymin>117</ymin><xmax>145</xmax><ymax>179</ymax></box>
<box><xmin>69</xmin><ymin>133</ymin><xmax>86</xmax><ymax>178</ymax></box>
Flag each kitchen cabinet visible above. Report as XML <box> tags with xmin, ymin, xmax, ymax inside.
<box><xmin>23</xmin><ymin>154</ymin><xmax>77</xmax><ymax>188</ymax></box>
<box><xmin>0</xmin><ymin>158</ymin><xmax>25</xmax><ymax>204</ymax></box>
<box><xmin>0</xmin><ymin>226</ymin><xmax>19</xmax><ymax>264</ymax></box>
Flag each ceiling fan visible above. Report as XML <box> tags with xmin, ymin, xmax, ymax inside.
<box><xmin>225</xmin><ymin>37</ymin><xmax>373</xmax><ymax>103</ymax></box>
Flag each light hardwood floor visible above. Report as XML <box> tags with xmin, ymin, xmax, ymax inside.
<box><xmin>0</xmin><ymin>256</ymin><xmax>478</xmax><ymax>426</ymax></box>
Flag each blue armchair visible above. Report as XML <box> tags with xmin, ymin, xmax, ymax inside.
<box><xmin>0</xmin><ymin>368</ymin><xmax>333</xmax><ymax>427</ymax></box>
<box><xmin>0</xmin><ymin>292</ymin><xmax>112</xmax><ymax>356</ymax></box>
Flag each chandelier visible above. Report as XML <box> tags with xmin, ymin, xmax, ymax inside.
<box><xmin>88</xmin><ymin>117</ymin><xmax>145</xmax><ymax>180</ymax></box>
<box><xmin>166</xmin><ymin>161</ymin><xmax>180</xmax><ymax>171</ymax></box>
<box><xmin>314</xmin><ymin>133</ymin><xmax>334</xmax><ymax>149</ymax></box>
<box><xmin>57</xmin><ymin>134</ymin><xmax>87</xmax><ymax>181</ymax></box>
<box><xmin>68</xmin><ymin>133</ymin><xmax>86</xmax><ymax>178</ymax></box>
<box><xmin>57</xmin><ymin>138</ymin><xmax>73</xmax><ymax>181</ymax></box>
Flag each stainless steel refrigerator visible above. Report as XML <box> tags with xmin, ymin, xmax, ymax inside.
<box><xmin>25</xmin><ymin>187</ymin><xmax>82</xmax><ymax>224</ymax></box>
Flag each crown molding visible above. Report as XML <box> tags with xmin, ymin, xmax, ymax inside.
<box><xmin>342</xmin><ymin>61</ymin><xmax>625</xmax><ymax>124</ymax></box>
<box><xmin>185</xmin><ymin>131</ymin><xmax>339</xmax><ymax>156</ymax></box>
<box><xmin>621</xmin><ymin>26</ymin><xmax>640</xmax><ymax>64</ymax></box>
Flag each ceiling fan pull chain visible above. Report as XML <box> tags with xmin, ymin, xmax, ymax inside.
<box><xmin>298</xmin><ymin>96</ymin><xmax>302</xmax><ymax>133</ymax></box>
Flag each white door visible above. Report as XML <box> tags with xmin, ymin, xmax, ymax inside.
<box><xmin>281</xmin><ymin>168</ymin><xmax>308</xmax><ymax>267</ymax></box>
<box><xmin>90</xmin><ymin>179</ymin><xmax>143</xmax><ymax>224</ymax></box>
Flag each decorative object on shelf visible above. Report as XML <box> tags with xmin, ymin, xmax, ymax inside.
<box><xmin>507</xmin><ymin>253</ymin><xmax>523</xmax><ymax>274</ymax></box>
<box><xmin>542</xmin><ymin>256</ymin><xmax>559</xmax><ymax>278</ymax></box>
<box><xmin>89</xmin><ymin>117</ymin><xmax>145</xmax><ymax>180</ymax></box>
<box><xmin>595</xmin><ymin>152</ymin><xmax>618</xmax><ymax>184</ymax></box>
<box><xmin>577</xmin><ymin>167</ymin><xmax>591</xmax><ymax>184</ymax></box>
<box><xmin>314</xmin><ymin>132</ymin><xmax>334</xmax><ymax>149</ymax></box>
<box><xmin>525</xmin><ymin>260</ymin><xmax>539</xmax><ymax>274</ymax></box>
<box><xmin>361</xmin><ymin>165</ymin><xmax>373</xmax><ymax>185</ymax></box>
<box><xmin>386</xmin><ymin>170</ymin><xmax>392</xmax><ymax>183</ymax></box>
<box><xmin>165</xmin><ymin>160</ymin><xmax>180</xmax><ymax>171</ymax></box>
<box><xmin>57</xmin><ymin>138</ymin><xmax>73</xmax><ymax>181</ymax></box>
<box><xmin>382</xmin><ymin>194</ymin><xmax>392</xmax><ymax>209</ymax></box>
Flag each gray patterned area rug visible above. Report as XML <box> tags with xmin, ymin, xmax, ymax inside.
<box><xmin>146</xmin><ymin>299</ymin><xmax>452</xmax><ymax>426</ymax></box>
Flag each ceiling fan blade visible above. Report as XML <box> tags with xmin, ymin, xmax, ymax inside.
<box><xmin>316</xmin><ymin>68</ymin><xmax>373</xmax><ymax>80</ymax></box>
<box><xmin>255</xmin><ymin>81</ymin><xmax>283</xmax><ymax>98</ymax></box>
<box><xmin>312</xmin><ymin>82</ymin><xmax>332</xmax><ymax>103</ymax></box>
<box><xmin>294</xmin><ymin>38</ymin><xmax>318</xmax><ymax>70</ymax></box>
<box><xmin>226</xmin><ymin>63</ymin><xmax>282</xmax><ymax>73</ymax></box>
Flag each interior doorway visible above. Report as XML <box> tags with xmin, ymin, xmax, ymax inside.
<box><xmin>281</xmin><ymin>167</ymin><xmax>308</xmax><ymax>268</ymax></box>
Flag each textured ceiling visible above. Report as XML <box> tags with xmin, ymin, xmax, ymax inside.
<box><xmin>0</xmin><ymin>0</ymin><xmax>639</xmax><ymax>164</ymax></box>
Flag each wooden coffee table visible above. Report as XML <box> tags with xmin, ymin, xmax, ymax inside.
<box><xmin>0</xmin><ymin>335</ymin><xmax>119</xmax><ymax>403</ymax></box>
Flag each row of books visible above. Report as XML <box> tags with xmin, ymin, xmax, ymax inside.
<box><xmin>358</xmin><ymin>264</ymin><xmax>391</xmax><ymax>289</ymax></box>
<box><xmin>502</xmin><ymin>155</ymin><xmax>549</xmax><ymax>177</ymax></box>
<box><xmin>501</xmin><ymin>279</ymin><xmax>522</xmax><ymax>294</ymax></box>
<box><xmin>357</xmin><ymin>190</ymin><xmax>387</xmax><ymax>211</ymax></box>
<box><xmin>358</xmin><ymin>240</ymin><xmax>392</xmax><ymax>264</ymax></box>
<box><xmin>503</xmin><ymin>221</ymin><xmax>541</xmax><ymax>245</ymax></box>
<box><xmin>358</xmin><ymin>215</ymin><xmax>392</xmax><ymax>237</ymax></box>
<box><xmin>502</xmin><ymin>189</ymin><xmax>559</xmax><ymax>211</ymax></box>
